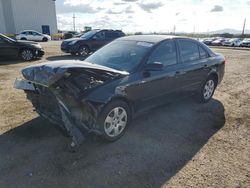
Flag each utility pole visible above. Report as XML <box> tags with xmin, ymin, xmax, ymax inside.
<box><xmin>73</xmin><ymin>14</ymin><xmax>76</xmax><ymax>31</ymax></box>
<box><xmin>173</xmin><ymin>25</ymin><xmax>176</xmax><ymax>35</ymax></box>
<box><xmin>242</xmin><ymin>18</ymin><xmax>246</xmax><ymax>36</ymax></box>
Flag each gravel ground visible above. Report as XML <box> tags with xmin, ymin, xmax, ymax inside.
<box><xmin>0</xmin><ymin>41</ymin><xmax>249</xmax><ymax>188</ymax></box>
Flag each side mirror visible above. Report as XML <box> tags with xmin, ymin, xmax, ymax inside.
<box><xmin>144</xmin><ymin>62</ymin><xmax>164</xmax><ymax>71</ymax></box>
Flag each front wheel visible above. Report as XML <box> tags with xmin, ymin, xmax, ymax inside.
<box><xmin>42</xmin><ymin>37</ymin><xmax>48</xmax><ymax>42</ymax></box>
<box><xmin>78</xmin><ymin>46</ymin><xmax>89</xmax><ymax>57</ymax></box>
<box><xmin>197</xmin><ymin>77</ymin><xmax>217</xmax><ymax>103</ymax></box>
<box><xmin>98</xmin><ymin>100</ymin><xmax>131</xmax><ymax>141</ymax></box>
<box><xmin>20</xmin><ymin>49</ymin><xmax>34</xmax><ymax>61</ymax></box>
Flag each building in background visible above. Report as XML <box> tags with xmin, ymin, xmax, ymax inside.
<box><xmin>0</xmin><ymin>0</ymin><xmax>57</xmax><ymax>35</ymax></box>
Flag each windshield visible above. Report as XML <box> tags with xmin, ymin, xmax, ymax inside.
<box><xmin>0</xmin><ymin>34</ymin><xmax>15</xmax><ymax>42</ymax></box>
<box><xmin>81</xmin><ymin>30</ymin><xmax>99</xmax><ymax>39</ymax></box>
<box><xmin>85</xmin><ymin>40</ymin><xmax>153</xmax><ymax>72</ymax></box>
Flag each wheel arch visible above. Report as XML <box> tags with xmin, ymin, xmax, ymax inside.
<box><xmin>108</xmin><ymin>96</ymin><xmax>135</xmax><ymax>116</ymax></box>
<box><xmin>208</xmin><ymin>72</ymin><xmax>219</xmax><ymax>87</ymax></box>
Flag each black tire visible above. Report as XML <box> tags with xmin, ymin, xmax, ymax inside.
<box><xmin>20</xmin><ymin>49</ymin><xmax>34</xmax><ymax>61</ymax></box>
<box><xmin>196</xmin><ymin>76</ymin><xmax>217</xmax><ymax>103</ymax></box>
<box><xmin>97</xmin><ymin>100</ymin><xmax>131</xmax><ymax>141</ymax></box>
<box><xmin>42</xmin><ymin>37</ymin><xmax>48</xmax><ymax>42</ymax></box>
<box><xmin>78</xmin><ymin>45</ymin><xmax>89</xmax><ymax>57</ymax></box>
<box><xmin>20</xmin><ymin>37</ymin><xmax>27</xmax><ymax>40</ymax></box>
<box><xmin>70</xmin><ymin>52</ymin><xmax>77</xmax><ymax>56</ymax></box>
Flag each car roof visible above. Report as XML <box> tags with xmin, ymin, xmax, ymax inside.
<box><xmin>117</xmin><ymin>35</ymin><xmax>188</xmax><ymax>43</ymax></box>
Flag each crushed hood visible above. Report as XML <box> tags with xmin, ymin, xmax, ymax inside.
<box><xmin>22</xmin><ymin>60</ymin><xmax>129</xmax><ymax>86</ymax></box>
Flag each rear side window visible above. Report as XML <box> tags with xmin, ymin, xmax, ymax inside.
<box><xmin>147</xmin><ymin>40</ymin><xmax>177</xmax><ymax>67</ymax></box>
<box><xmin>106</xmin><ymin>32</ymin><xmax>119</xmax><ymax>40</ymax></box>
<box><xmin>199</xmin><ymin>46</ymin><xmax>208</xmax><ymax>59</ymax></box>
<box><xmin>178</xmin><ymin>40</ymin><xmax>199</xmax><ymax>63</ymax></box>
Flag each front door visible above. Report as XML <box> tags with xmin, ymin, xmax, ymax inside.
<box><xmin>91</xmin><ymin>31</ymin><xmax>107</xmax><ymax>51</ymax></box>
<box><xmin>0</xmin><ymin>36</ymin><xmax>18</xmax><ymax>58</ymax></box>
<box><xmin>125</xmin><ymin>40</ymin><xmax>181</xmax><ymax>112</ymax></box>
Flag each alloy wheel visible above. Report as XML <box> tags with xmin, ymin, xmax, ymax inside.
<box><xmin>203</xmin><ymin>79</ymin><xmax>215</xmax><ymax>100</ymax></box>
<box><xmin>104</xmin><ymin>107</ymin><xmax>127</xmax><ymax>137</ymax></box>
<box><xmin>21</xmin><ymin>50</ymin><xmax>33</xmax><ymax>61</ymax></box>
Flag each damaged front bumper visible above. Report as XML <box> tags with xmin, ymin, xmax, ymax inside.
<box><xmin>14</xmin><ymin>79</ymin><xmax>100</xmax><ymax>147</ymax></box>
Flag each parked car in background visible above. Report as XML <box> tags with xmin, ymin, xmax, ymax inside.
<box><xmin>211</xmin><ymin>38</ymin><xmax>226</xmax><ymax>46</ymax></box>
<box><xmin>222</xmin><ymin>38</ymin><xmax>242</xmax><ymax>47</ymax></box>
<box><xmin>0</xmin><ymin>34</ymin><xmax>44</xmax><ymax>61</ymax></box>
<box><xmin>203</xmin><ymin>38</ymin><xmax>216</xmax><ymax>46</ymax></box>
<box><xmin>63</xmin><ymin>31</ymin><xmax>81</xmax><ymax>39</ymax></box>
<box><xmin>61</xmin><ymin>29</ymin><xmax>126</xmax><ymax>57</ymax></box>
<box><xmin>16</xmin><ymin>30</ymin><xmax>51</xmax><ymax>42</ymax></box>
<box><xmin>240</xmin><ymin>38</ymin><xmax>250</xmax><ymax>47</ymax></box>
<box><xmin>15</xmin><ymin>35</ymin><xmax>225</xmax><ymax>146</ymax></box>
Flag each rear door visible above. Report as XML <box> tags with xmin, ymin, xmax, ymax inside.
<box><xmin>176</xmin><ymin>39</ymin><xmax>211</xmax><ymax>93</ymax></box>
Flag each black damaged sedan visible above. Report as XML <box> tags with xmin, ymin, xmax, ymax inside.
<box><xmin>0</xmin><ymin>34</ymin><xmax>44</xmax><ymax>61</ymax></box>
<box><xmin>14</xmin><ymin>35</ymin><xmax>225</xmax><ymax>146</ymax></box>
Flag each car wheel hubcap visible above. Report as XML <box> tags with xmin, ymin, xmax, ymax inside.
<box><xmin>22</xmin><ymin>50</ymin><xmax>33</xmax><ymax>60</ymax></box>
<box><xmin>203</xmin><ymin>80</ymin><xmax>215</xmax><ymax>100</ymax></box>
<box><xmin>79</xmin><ymin>47</ymin><xmax>88</xmax><ymax>56</ymax></box>
<box><xmin>104</xmin><ymin>107</ymin><xmax>127</xmax><ymax>137</ymax></box>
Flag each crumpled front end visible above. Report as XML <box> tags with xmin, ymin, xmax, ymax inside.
<box><xmin>14</xmin><ymin>61</ymin><xmax>127</xmax><ymax>147</ymax></box>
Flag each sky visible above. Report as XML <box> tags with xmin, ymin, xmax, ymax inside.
<box><xmin>55</xmin><ymin>0</ymin><xmax>250</xmax><ymax>33</ymax></box>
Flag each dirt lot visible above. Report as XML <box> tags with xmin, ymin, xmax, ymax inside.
<box><xmin>0</xmin><ymin>41</ymin><xmax>249</xmax><ymax>188</ymax></box>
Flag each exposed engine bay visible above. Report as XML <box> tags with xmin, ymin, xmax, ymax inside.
<box><xmin>14</xmin><ymin>61</ymin><xmax>129</xmax><ymax>148</ymax></box>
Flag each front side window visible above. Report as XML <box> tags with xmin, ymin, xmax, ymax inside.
<box><xmin>147</xmin><ymin>40</ymin><xmax>177</xmax><ymax>67</ymax></box>
<box><xmin>94</xmin><ymin>31</ymin><xmax>105</xmax><ymax>40</ymax></box>
<box><xmin>178</xmin><ymin>40</ymin><xmax>199</xmax><ymax>63</ymax></box>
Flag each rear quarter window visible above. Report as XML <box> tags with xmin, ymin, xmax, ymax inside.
<box><xmin>199</xmin><ymin>46</ymin><xmax>209</xmax><ymax>59</ymax></box>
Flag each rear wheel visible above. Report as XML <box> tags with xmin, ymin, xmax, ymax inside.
<box><xmin>97</xmin><ymin>100</ymin><xmax>131</xmax><ymax>141</ymax></box>
<box><xmin>20</xmin><ymin>37</ymin><xmax>27</xmax><ymax>40</ymax></box>
<box><xmin>197</xmin><ymin>76</ymin><xmax>217</xmax><ymax>103</ymax></box>
<box><xmin>20</xmin><ymin>49</ymin><xmax>34</xmax><ymax>61</ymax></box>
<box><xmin>78</xmin><ymin>45</ymin><xmax>89</xmax><ymax>57</ymax></box>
